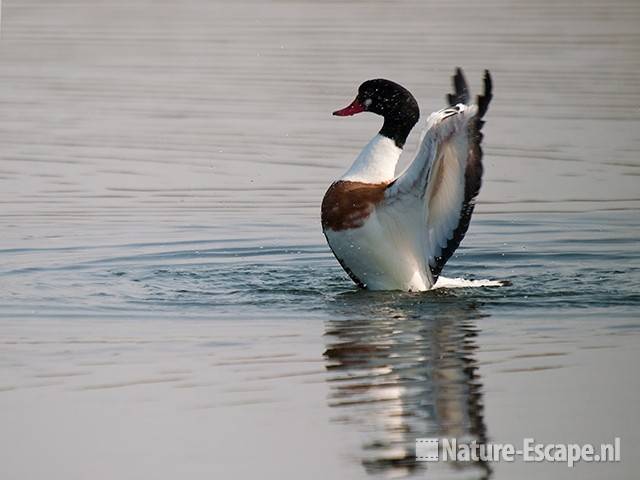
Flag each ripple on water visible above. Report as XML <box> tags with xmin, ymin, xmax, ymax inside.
<box><xmin>1</xmin><ymin>212</ymin><xmax>639</xmax><ymax>318</ymax></box>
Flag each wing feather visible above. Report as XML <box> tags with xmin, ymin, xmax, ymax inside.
<box><xmin>384</xmin><ymin>69</ymin><xmax>492</xmax><ymax>283</ymax></box>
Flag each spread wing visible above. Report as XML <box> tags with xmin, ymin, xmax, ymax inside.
<box><xmin>385</xmin><ymin>68</ymin><xmax>492</xmax><ymax>283</ymax></box>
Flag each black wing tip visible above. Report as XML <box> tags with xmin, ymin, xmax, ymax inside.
<box><xmin>447</xmin><ymin>68</ymin><xmax>492</xmax><ymax>115</ymax></box>
<box><xmin>447</xmin><ymin>67</ymin><xmax>469</xmax><ymax>106</ymax></box>
<box><xmin>477</xmin><ymin>69</ymin><xmax>493</xmax><ymax>119</ymax></box>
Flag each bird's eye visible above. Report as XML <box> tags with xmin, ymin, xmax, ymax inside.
<box><xmin>363</xmin><ymin>98</ymin><xmax>373</xmax><ymax>108</ymax></box>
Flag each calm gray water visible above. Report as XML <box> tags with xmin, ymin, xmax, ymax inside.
<box><xmin>1</xmin><ymin>0</ymin><xmax>639</xmax><ymax>479</ymax></box>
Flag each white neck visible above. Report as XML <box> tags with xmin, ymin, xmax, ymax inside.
<box><xmin>340</xmin><ymin>134</ymin><xmax>402</xmax><ymax>183</ymax></box>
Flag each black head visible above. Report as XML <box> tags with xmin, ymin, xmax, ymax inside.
<box><xmin>333</xmin><ymin>79</ymin><xmax>420</xmax><ymax>148</ymax></box>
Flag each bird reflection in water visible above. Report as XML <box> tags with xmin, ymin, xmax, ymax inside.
<box><xmin>324</xmin><ymin>292</ymin><xmax>491</xmax><ymax>479</ymax></box>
